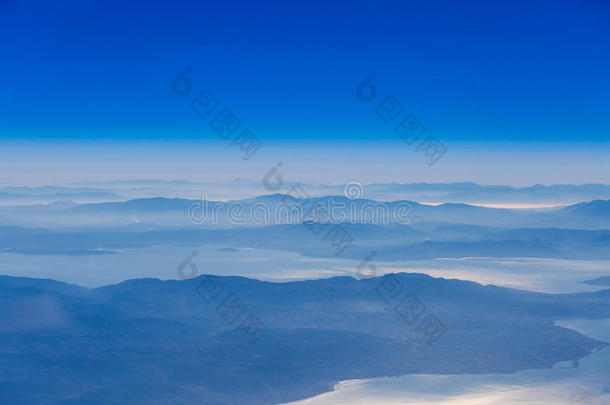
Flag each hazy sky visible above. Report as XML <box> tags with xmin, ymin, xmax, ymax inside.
<box><xmin>1</xmin><ymin>0</ymin><xmax>609</xmax><ymax>185</ymax></box>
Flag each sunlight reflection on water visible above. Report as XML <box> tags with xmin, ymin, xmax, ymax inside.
<box><xmin>283</xmin><ymin>318</ymin><xmax>610</xmax><ymax>405</ymax></box>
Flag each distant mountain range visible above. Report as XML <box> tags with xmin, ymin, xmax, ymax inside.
<box><xmin>1</xmin><ymin>221</ymin><xmax>610</xmax><ymax>261</ymax></box>
<box><xmin>3</xmin><ymin>181</ymin><xmax>610</xmax><ymax>205</ymax></box>
<box><xmin>583</xmin><ymin>276</ymin><xmax>610</xmax><ymax>287</ymax></box>
<box><xmin>0</xmin><ymin>273</ymin><xmax>607</xmax><ymax>404</ymax></box>
<box><xmin>1</xmin><ymin>194</ymin><xmax>609</xmax><ymax>229</ymax></box>
<box><xmin>355</xmin><ymin>182</ymin><xmax>610</xmax><ymax>204</ymax></box>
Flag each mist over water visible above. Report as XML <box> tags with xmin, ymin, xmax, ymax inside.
<box><xmin>3</xmin><ymin>245</ymin><xmax>609</xmax><ymax>294</ymax></box>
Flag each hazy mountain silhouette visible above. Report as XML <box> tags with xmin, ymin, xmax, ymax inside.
<box><xmin>0</xmin><ymin>273</ymin><xmax>607</xmax><ymax>404</ymax></box>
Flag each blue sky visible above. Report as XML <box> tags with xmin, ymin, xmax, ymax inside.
<box><xmin>1</xmin><ymin>0</ymin><xmax>609</xmax><ymax>184</ymax></box>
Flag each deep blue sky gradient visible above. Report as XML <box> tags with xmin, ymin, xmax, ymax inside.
<box><xmin>2</xmin><ymin>0</ymin><xmax>609</xmax><ymax>144</ymax></box>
